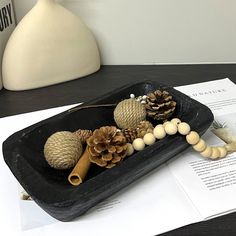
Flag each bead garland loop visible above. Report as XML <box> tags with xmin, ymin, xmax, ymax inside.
<box><xmin>130</xmin><ymin>118</ymin><xmax>230</xmax><ymax>160</ymax></box>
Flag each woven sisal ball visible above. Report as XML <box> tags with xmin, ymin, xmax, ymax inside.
<box><xmin>114</xmin><ymin>99</ymin><xmax>146</xmax><ymax>129</ymax></box>
<box><xmin>44</xmin><ymin>131</ymin><xmax>83</xmax><ymax>170</ymax></box>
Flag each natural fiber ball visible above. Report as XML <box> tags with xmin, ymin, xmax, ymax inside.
<box><xmin>114</xmin><ymin>99</ymin><xmax>146</xmax><ymax>129</ymax></box>
<box><xmin>44</xmin><ymin>131</ymin><xmax>83</xmax><ymax>170</ymax></box>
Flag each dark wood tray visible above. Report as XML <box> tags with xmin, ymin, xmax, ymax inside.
<box><xmin>2</xmin><ymin>81</ymin><xmax>214</xmax><ymax>221</ymax></box>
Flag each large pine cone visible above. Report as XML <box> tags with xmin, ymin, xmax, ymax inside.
<box><xmin>87</xmin><ymin>126</ymin><xmax>128</xmax><ymax>168</ymax></box>
<box><xmin>137</xmin><ymin>121</ymin><xmax>154</xmax><ymax>138</ymax></box>
<box><xmin>145</xmin><ymin>90</ymin><xmax>176</xmax><ymax>121</ymax></box>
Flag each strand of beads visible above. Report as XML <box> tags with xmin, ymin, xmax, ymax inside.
<box><xmin>131</xmin><ymin>118</ymin><xmax>229</xmax><ymax>160</ymax></box>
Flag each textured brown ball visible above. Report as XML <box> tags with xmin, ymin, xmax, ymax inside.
<box><xmin>44</xmin><ymin>131</ymin><xmax>83</xmax><ymax>170</ymax></box>
<box><xmin>114</xmin><ymin>99</ymin><xmax>146</xmax><ymax>129</ymax></box>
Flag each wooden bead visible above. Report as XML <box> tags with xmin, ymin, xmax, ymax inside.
<box><xmin>164</xmin><ymin>123</ymin><xmax>178</xmax><ymax>135</ymax></box>
<box><xmin>143</xmin><ymin>133</ymin><xmax>156</xmax><ymax>145</ymax></box>
<box><xmin>130</xmin><ymin>94</ymin><xmax>135</xmax><ymax>99</ymax></box>
<box><xmin>210</xmin><ymin>147</ymin><xmax>220</xmax><ymax>159</ymax></box>
<box><xmin>132</xmin><ymin>138</ymin><xmax>145</xmax><ymax>151</ymax></box>
<box><xmin>178</xmin><ymin>122</ymin><xmax>191</xmax><ymax>135</ymax></box>
<box><xmin>225</xmin><ymin>143</ymin><xmax>236</xmax><ymax>152</ymax></box>
<box><xmin>126</xmin><ymin>143</ymin><xmax>134</xmax><ymax>156</ymax></box>
<box><xmin>186</xmin><ymin>131</ymin><xmax>200</xmax><ymax>145</ymax></box>
<box><xmin>217</xmin><ymin>146</ymin><xmax>227</xmax><ymax>158</ymax></box>
<box><xmin>153</xmin><ymin>125</ymin><xmax>166</xmax><ymax>139</ymax></box>
<box><xmin>163</xmin><ymin>121</ymin><xmax>171</xmax><ymax>128</ymax></box>
<box><xmin>171</xmin><ymin>118</ymin><xmax>181</xmax><ymax>126</ymax></box>
<box><xmin>193</xmin><ymin>139</ymin><xmax>206</xmax><ymax>152</ymax></box>
<box><xmin>200</xmin><ymin>146</ymin><xmax>212</xmax><ymax>158</ymax></box>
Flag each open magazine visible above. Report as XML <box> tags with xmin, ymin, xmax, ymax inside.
<box><xmin>1</xmin><ymin>78</ymin><xmax>236</xmax><ymax>236</ymax></box>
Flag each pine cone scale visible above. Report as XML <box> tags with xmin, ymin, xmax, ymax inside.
<box><xmin>102</xmin><ymin>153</ymin><xmax>113</xmax><ymax>161</ymax></box>
<box><xmin>88</xmin><ymin>147</ymin><xmax>100</xmax><ymax>157</ymax></box>
<box><xmin>112</xmin><ymin>155</ymin><xmax>122</xmax><ymax>163</ymax></box>
<box><xmin>90</xmin><ymin>155</ymin><xmax>107</xmax><ymax>167</ymax></box>
<box><xmin>108</xmin><ymin>146</ymin><xmax>116</xmax><ymax>153</ymax></box>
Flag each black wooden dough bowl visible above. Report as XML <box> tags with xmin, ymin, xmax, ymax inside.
<box><xmin>2</xmin><ymin>81</ymin><xmax>214</xmax><ymax>221</ymax></box>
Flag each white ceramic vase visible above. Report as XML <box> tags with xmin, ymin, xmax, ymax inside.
<box><xmin>2</xmin><ymin>0</ymin><xmax>100</xmax><ymax>91</ymax></box>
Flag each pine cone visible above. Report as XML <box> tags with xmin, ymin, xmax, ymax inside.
<box><xmin>74</xmin><ymin>129</ymin><xmax>93</xmax><ymax>144</ymax></box>
<box><xmin>122</xmin><ymin>128</ymin><xmax>138</xmax><ymax>143</ymax></box>
<box><xmin>145</xmin><ymin>90</ymin><xmax>176</xmax><ymax>121</ymax></box>
<box><xmin>137</xmin><ymin>121</ymin><xmax>154</xmax><ymax>138</ymax></box>
<box><xmin>87</xmin><ymin>126</ymin><xmax>128</xmax><ymax>168</ymax></box>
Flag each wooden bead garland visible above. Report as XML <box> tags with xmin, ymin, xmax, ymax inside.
<box><xmin>130</xmin><ymin>117</ymin><xmax>233</xmax><ymax>160</ymax></box>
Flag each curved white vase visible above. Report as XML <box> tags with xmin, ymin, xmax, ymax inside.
<box><xmin>2</xmin><ymin>0</ymin><xmax>100</xmax><ymax>91</ymax></box>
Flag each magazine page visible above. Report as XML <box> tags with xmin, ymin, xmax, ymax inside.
<box><xmin>168</xmin><ymin>78</ymin><xmax>236</xmax><ymax>219</ymax></box>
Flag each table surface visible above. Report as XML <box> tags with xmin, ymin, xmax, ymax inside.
<box><xmin>1</xmin><ymin>64</ymin><xmax>236</xmax><ymax>236</ymax></box>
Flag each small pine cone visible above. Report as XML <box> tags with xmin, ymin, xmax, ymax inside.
<box><xmin>136</xmin><ymin>121</ymin><xmax>154</xmax><ymax>138</ymax></box>
<box><xmin>74</xmin><ymin>129</ymin><xmax>93</xmax><ymax>144</ymax></box>
<box><xmin>87</xmin><ymin>126</ymin><xmax>128</xmax><ymax>168</ymax></box>
<box><xmin>122</xmin><ymin>128</ymin><xmax>138</xmax><ymax>143</ymax></box>
<box><xmin>145</xmin><ymin>90</ymin><xmax>176</xmax><ymax>121</ymax></box>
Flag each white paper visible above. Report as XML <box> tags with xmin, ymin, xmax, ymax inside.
<box><xmin>169</xmin><ymin>78</ymin><xmax>236</xmax><ymax>219</ymax></box>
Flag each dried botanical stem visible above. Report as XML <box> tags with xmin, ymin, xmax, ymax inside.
<box><xmin>212</xmin><ymin>128</ymin><xmax>236</xmax><ymax>144</ymax></box>
<box><xmin>68</xmin><ymin>104</ymin><xmax>117</xmax><ymax>113</ymax></box>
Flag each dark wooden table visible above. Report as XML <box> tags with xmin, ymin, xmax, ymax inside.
<box><xmin>1</xmin><ymin>64</ymin><xmax>236</xmax><ymax>235</ymax></box>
